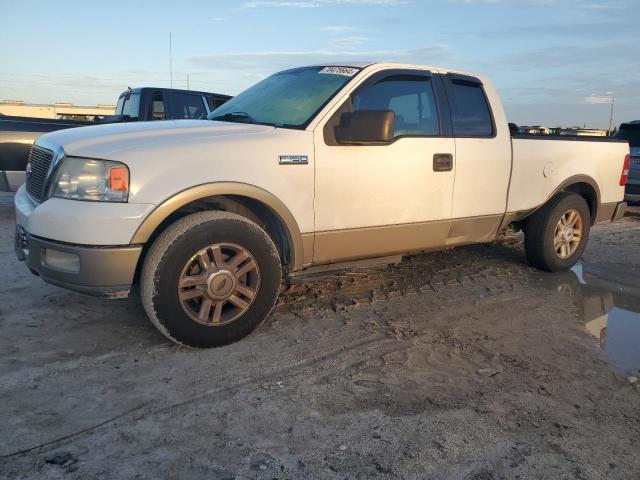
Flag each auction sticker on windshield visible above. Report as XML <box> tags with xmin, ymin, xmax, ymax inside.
<box><xmin>319</xmin><ymin>67</ymin><xmax>359</xmax><ymax>77</ymax></box>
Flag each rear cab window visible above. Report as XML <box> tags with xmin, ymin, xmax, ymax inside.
<box><xmin>444</xmin><ymin>74</ymin><xmax>494</xmax><ymax>137</ymax></box>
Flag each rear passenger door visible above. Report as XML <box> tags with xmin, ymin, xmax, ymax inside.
<box><xmin>442</xmin><ymin>73</ymin><xmax>511</xmax><ymax>244</ymax></box>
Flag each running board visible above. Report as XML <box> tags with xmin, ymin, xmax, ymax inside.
<box><xmin>287</xmin><ymin>255</ymin><xmax>403</xmax><ymax>284</ymax></box>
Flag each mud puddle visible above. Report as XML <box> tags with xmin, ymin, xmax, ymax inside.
<box><xmin>545</xmin><ymin>261</ymin><xmax>640</xmax><ymax>375</ymax></box>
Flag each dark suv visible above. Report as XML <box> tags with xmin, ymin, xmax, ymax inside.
<box><xmin>615</xmin><ymin>121</ymin><xmax>640</xmax><ymax>204</ymax></box>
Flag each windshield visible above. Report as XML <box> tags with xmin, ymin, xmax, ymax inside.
<box><xmin>208</xmin><ymin>66</ymin><xmax>361</xmax><ymax>128</ymax></box>
<box><xmin>614</xmin><ymin>124</ymin><xmax>640</xmax><ymax>147</ymax></box>
<box><xmin>115</xmin><ymin>92</ymin><xmax>140</xmax><ymax>119</ymax></box>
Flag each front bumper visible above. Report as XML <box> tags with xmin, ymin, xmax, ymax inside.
<box><xmin>15</xmin><ymin>226</ymin><xmax>142</xmax><ymax>298</ymax></box>
<box><xmin>14</xmin><ymin>184</ymin><xmax>154</xmax><ymax>246</ymax></box>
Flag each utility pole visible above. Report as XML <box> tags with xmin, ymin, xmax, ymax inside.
<box><xmin>607</xmin><ymin>94</ymin><xmax>615</xmax><ymax>134</ymax></box>
<box><xmin>169</xmin><ymin>32</ymin><xmax>173</xmax><ymax>88</ymax></box>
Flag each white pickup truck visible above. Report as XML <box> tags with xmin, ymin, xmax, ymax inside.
<box><xmin>14</xmin><ymin>63</ymin><xmax>630</xmax><ymax>347</ymax></box>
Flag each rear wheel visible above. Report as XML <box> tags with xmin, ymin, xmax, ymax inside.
<box><xmin>140</xmin><ymin>211</ymin><xmax>282</xmax><ymax>347</ymax></box>
<box><xmin>524</xmin><ymin>192</ymin><xmax>591</xmax><ymax>271</ymax></box>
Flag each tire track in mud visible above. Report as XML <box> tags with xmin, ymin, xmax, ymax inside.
<box><xmin>0</xmin><ymin>334</ymin><xmax>402</xmax><ymax>458</ymax></box>
<box><xmin>1</xmin><ymin>232</ymin><xmax>568</xmax><ymax>460</ymax></box>
<box><xmin>1</xmin><ymin>265</ymin><xmax>550</xmax><ymax>459</ymax></box>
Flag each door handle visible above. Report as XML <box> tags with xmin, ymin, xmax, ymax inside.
<box><xmin>433</xmin><ymin>153</ymin><xmax>453</xmax><ymax>172</ymax></box>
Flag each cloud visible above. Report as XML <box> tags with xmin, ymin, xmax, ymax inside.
<box><xmin>328</xmin><ymin>36</ymin><xmax>371</xmax><ymax>49</ymax></box>
<box><xmin>243</xmin><ymin>0</ymin><xmax>405</xmax><ymax>8</ymax></box>
<box><xmin>449</xmin><ymin>0</ymin><xmax>613</xmax><ymax>6</ymax></box>
<box><xmin>243</xmin><ymin>1</ymin><xmax>319</xmax><ymax>7</ymax></box>
<box><xmin>450</xmin><ymin>0</ymin><xmax>555</xmax><ymax>4</ymax></box>
<box><xmin>583</xmin><ymin>94</ymin><xmax>614</xmax><ymax>105</ymax></box>
<box><xmin>187</xmin><ymin>44</ymin><xmax>453</xmax><ymax>72</ymax></box>
<box><xmin>318</xmin><ymin>25</ymin><xmax>361</xmax><ymax>33</ymax></box>
<box><xmin>462</xmin><ymin>20</ymin><xmax>639</xmax><ymax>39</ymax></box>
<box><xmin>505</xmin><ymin>43</ymin><xmax>634</xmax><ymax>69</ymax></box>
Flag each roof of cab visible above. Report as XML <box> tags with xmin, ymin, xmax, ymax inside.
<box><xmin>301</xmin><ymin>62</ymin><xmax>481</xmax><ymax>78</ymax></box>
<box><xmin>118</xmin><ymin>87</ymin><xmax>231</xmax><ymax>98</ymax></box>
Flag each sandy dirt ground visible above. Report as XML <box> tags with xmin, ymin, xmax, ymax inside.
<box><xmin>1</xmin><ymin>191</ymin><xmax>639</xmax><ymax>479</ymax></box>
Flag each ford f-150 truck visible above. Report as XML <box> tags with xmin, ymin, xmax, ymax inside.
<box><xmin>14</xmin><ymin>63</ymin><xmax>629</xmax><ymax>347</ymax></box>
<box><xmin>0</xmin><ymin>87</ymin><xmax>231</xmax><ymax>192</ymax></box>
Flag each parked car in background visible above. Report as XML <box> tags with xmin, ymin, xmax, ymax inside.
<box><xmin>14</xmin><ymin>62</ymin><xmax>628</xmax><ymax>347</ymax></box>
<box><xmin>0</xmin><ymin>87</ymin><xmax>231</xmax><ymax>192</ymax></box>
<box><xmin>614</xmin><ymin>121</ymin><xmax>640</xmax><ymax>204</ymax></box>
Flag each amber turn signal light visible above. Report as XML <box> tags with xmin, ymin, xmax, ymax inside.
<box><xmin>109</xmin><ymin>166</ymin><xmax>129</xmax><ymax>192</ymax></box>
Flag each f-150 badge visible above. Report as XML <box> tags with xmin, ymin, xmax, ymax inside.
<box><xmin>279</xmin><ymin>155</ymin><xmax>309</xmax><ymax>165</ymax></box>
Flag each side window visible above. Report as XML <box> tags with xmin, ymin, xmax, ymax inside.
<box><xmin>351</xmin><ymin>75</ymin><xmax>439</xmax><ymax>137</ymax></box>
<box><xmin>207</xmin><ymin>95</ymin><xmax>229</xmax><ymax>111</ymax></box>
<box><xmin>169</xmin><ymin>93</ymin><xmax>207</xmax><ymax>119</ymax></box>
<box><xmin>447</xmin><ymin>79</ymin><xmax>494</xmax><ymax>137</ymax></box>
<box><xmin>149</xmin><ymin>92</ymin><xmax>165</xmax><ymax>120</ymax></box>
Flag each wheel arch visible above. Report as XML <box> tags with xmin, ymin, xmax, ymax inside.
<box><xmin>515</xmin><ymin>175</ymin><xmax>600</xmax><ymax>227</ymax></box>
<box><xmin>130</xmin><ymin>183</ymin><xmax>305</xmax><ymax>272</ymax></box>
<box><xmin>553</xmin><ymin>175</ymin><xmax>600</xmax><ymax>225</ymax></box>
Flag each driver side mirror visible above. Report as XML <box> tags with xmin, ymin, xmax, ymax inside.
<box><xmin>335</xmin><ymin>110</ymin><xmax>395</xmax><ymax>145</ymax></box>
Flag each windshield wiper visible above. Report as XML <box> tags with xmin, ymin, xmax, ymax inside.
<box><xmin>209</xmin><ymin>111</ymin><xmax>256</xmax><ymax>123</ymax></box>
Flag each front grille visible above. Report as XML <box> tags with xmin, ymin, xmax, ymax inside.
<box><xmin>25</xmin><ymin>146</ymin><xmax>54</xmax><ymax>203</ymax></box>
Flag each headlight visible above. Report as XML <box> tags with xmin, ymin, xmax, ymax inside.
<box><xmin>49</xmin><ymin>157</ymin><xmax>129</xmax><ymax>202</ymax></box>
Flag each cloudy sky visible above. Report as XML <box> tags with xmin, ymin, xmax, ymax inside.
<box><xmin>1</xmin><ymin>0</ymin><xmax>638</xmax><ymax>128</ymax></box>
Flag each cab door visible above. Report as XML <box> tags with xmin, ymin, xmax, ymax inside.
<box><xmin>441</xmin><ymin>73</ymin><xmax>512</xmax><ymax>245</ymax></box>
<box><xmin>313</xmin><ymin>70</ymin><xmax>456</xmax><ymax>264</ymax></box>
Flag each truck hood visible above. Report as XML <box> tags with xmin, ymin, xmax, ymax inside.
<box><xmin>36</xmin><ymin>120</ymin><xmax>275</xmax><ymax>158</ymax></box>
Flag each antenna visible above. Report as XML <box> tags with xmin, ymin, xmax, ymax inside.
<box><xmin>608</xmin><ymin>95</ymin><xmax>615</xmax><ymax>134</ymax></box>
<box><xmin>169</xmin><ymin>32</ymin><xmax>173</xmax><ymax>88</ymax></box>
<box><xmin>187</xmin><ymin>74</ymin><xmax>190</xmax><ymax>90</ymax></box>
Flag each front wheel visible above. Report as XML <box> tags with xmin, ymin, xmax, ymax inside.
<box><xmin>524</xmin><ymin>192</ymin><xmax>591</xmax><ymax>272</ymax></box>
<box><xmin>140</xmin><ymin>211</ymin><xmax>282</xmax><ymax>347</ymax></box>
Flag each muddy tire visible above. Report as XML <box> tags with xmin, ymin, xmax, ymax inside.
<box><xmin>524</xmin><ymin>192</ymin><xmax>591</xmax><ymax>272</ymax></box>
<box><xmin>140</xmin><ymin>211</ymin><xmax>282</xmax><ymax>348</ymax></box>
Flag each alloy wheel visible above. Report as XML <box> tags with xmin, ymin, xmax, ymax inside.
<box><xmin>554</xmin><ymin>209</ymin><xmax>583</xmax><ymax>259</ymax></box>
<box><xmin>177</xmin><ymin>243</ymin><xmax>260</xmax><ymax>326</ymax></box>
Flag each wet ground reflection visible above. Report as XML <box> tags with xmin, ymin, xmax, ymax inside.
<box><xmin>548</xmin><ymin>261</ymin><xmax>640</xmax><ymax>375</ymax></box>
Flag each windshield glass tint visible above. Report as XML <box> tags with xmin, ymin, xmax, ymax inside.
<box><xmin>208</xmin><ymin>66</ymin><xmax>360</xmax><ymax>127</ymax></box>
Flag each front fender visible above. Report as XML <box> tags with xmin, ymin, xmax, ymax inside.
<box><xmin>130</xmin><ymin>182</ymin><xmax>306</xmax><ymax>271</ymax></box>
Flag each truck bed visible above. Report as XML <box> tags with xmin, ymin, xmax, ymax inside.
<box><xmin>508</xmin><ymin>135</ymin><xmax>629</xmax><ymax>215</ymax></box>
<box><xmin>0</xmin><ymin>116</ymin><xmax>90</xmax><ymax>191</ymax></box>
